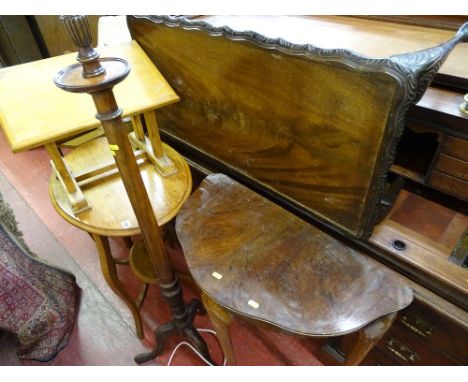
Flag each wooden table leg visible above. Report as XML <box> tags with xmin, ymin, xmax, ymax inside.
<box><xmin>143</xmin><ymin>111</ymin><xmax>164</xmax><ymax>158</ymax></box>
<box><xmin>201</xmin><ymin>291</ymin><xmax>237</xmax><ymax>365</ymax></box>
<box><xmin>128</xmin><ymin>111</ymin><xmax>177</xmax><ymax>177</ymax></box>
<box><xmin>344</xmin><ymin>312</ymin><xmax>397</xmax><ymax>365</ymax></box>
<box><xmin>92</xmin><ymin>233</ymin><xmax>144</xmax><ymax>339</ymax></box>
<box><xmin>45</xmin><ymin>142</ymin><xmax>77</xmax><ymax>193</ymax></box>
<box><xmin>45</xmin><ymin>142</ymin><xmax>89</xmax><ymax>214</ymax></box>
<box><xmin>131</xmin><ymin>114</ymin><xmax>145</xmax><ymax>142</ymax></box>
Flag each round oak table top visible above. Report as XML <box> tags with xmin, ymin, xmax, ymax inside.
<box><xmin>49</xmin><ymin>136</ymin><xmax>192</xmax><ymax>237</ymax></box>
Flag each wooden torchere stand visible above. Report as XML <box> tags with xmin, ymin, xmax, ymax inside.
<box><xmin>54</xmin><ymin>15</ymin><xmax>213</xmax><ymax>364</ymax></box>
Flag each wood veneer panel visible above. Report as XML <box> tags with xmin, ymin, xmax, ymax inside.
<box><xmin>371</xmin><ymin>190</ymin><xmax>468</xmax><ymax>296</ymax></box>
<box><xmin>129</xmin><ymin>17</ymin><xmax>406</xmax><ymax>238</ymax></box>
<box><xmin>443</xmin><ymin>136</ymin><xmax>468</xmax><ymax>162</ymax></box>
<box><xmin>390</xmin><ymin>193</ymin><xmax>456</xmax><ymax>243</ymax></box>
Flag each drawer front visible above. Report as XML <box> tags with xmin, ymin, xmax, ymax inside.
<box><xmin>377</xmin><ymin>324</ymin><xmax>459</xmax><ymax>366</ymax></box>
<box><xmin>324</xmin><ymin>299</ymin><xmax>468</xmax><ymax>365</ymax></box>
<box><xmin>435</xmin><ymin>154</ymin><xmax>468</xmax><ymax>181</ymax></box>
<box><xmin>396</xmin><ymin>301</ymin><xmax>468</xmax><ymax>364</ymax></box>
<box><xmin>362</xmin><ymin>347</ymin><xmax>403</xmax><ymax>366</ymax></box>
<box><xmin>429</xmin><ymin>170</ymin><xmax>468</xmax><ymax>201</ymax></box>
<box><xmin>442</xmin><ymin>136</ymin><xmax>468</xmax><ymax>162</ymax></box>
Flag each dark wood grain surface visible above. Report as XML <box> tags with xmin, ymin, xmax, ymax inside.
<box><xmin>176</xmin><ymin>174</ymin><xmax>413</xmax><ymax>337</ymax></box>
<box><xmin>128</xmin><ymin>17</ymin><xmax>406</xmax><ymax>239</ymax></box>
<box><xmin>409</xmin><ymin>88</ymin><xmax>468</xmax><ymax>136</ymax></box>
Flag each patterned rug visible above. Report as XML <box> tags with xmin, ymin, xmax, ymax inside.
<box><xmin>0</xmin><ymin>190</ymin><xmax>78</xmax><ymax>361</ymax></box>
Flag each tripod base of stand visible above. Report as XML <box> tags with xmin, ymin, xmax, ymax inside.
<box><xmin>134</xmin><ymin>299</ymin><xmax>215</xmax><ymax>365</ymax></box>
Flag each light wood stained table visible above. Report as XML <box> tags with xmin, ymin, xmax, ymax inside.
<box><xmin>0</xmin><ymin>40</ymin><xmax>192</xmax><ymax>338</ymax></box>
<box><xmin>50</xmin><ymin>136</ymin><xmax>192</xmax><ymax>339</ymax></box>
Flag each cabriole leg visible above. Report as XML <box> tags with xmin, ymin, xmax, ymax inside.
<box><xmin>93</xmin><ymin>233</ymin><xmax>144</xmax><ymax>339</ymax></box>
<box><xmin>345</xmin><ymin>312</ymin><xmax>397</xmax><ymax>365</ymax></box>
<box><xmin>201</xmin><ymin>290</ymin><xmax>237</xmax><ymax>365</ymax></box>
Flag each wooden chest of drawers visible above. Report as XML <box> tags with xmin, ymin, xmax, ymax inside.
<box><xmin>393</xmin><ymin>88</ymin><xmax>468</xmax><ymax>203</ymax></box>
<box><xmin>321</xmin><ymin>290</ymin><xmax>468</xmax><ymax>366</ymax></box>
<box><xmin>363</xmin><ymin>299</ymin><xmax>468</xmax><ymax>365</ymax></box>
<box><xmin>429</xmin><ymin>135</ymin><xmax>468</xmax><ymax>201</ymax></box>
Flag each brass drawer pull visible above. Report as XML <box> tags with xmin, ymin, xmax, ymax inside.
<box><xmin>400</xmin><ymin>315</ymin><xmax>434</xmax><ymax>337</ymax></box>
<box><xmin>386</xmin><ymin>337</ymin><xmax>419</xmax><ymax>363</ymax></box>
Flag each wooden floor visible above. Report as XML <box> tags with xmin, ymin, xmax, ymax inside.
<box><xmin>0</xmin><ymin>130</ymin><xmax>323</xmax><ymax>366</ymax></box>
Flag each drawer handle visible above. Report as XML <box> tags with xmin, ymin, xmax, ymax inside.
<box><xmin>386</xmin><ymin>337</ymin><xmax>419</xmax><ymax>363</ymax></box>
<box><xmin>400</xmin><ymin>315</ymin><xmax>434</xmax><ymax>337</ymax></box>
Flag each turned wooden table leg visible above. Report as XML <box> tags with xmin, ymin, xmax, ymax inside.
<box><xmin>92</xmin><ymin>233</ymin><xmax>144</xmax><ymax>339</ymax></box>
<box><xmin>345</xmin><ymin>312</ymin><xmax>397</xmax><ymax>365</ymax></box>
<box><xmin>201</xmin><ymin>291</ymin><xmax>237</xmax><ymax>365</ymax></box>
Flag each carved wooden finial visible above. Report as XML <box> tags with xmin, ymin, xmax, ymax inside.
<box><xmin>54</xmin><ymin>16</ymin><xmax>130</xmax><ymax>94</ymax></box>
<box><xmin>60</xmin><ymin>15</ymin><xmax>105</xmax><ymax>78</ymax></box>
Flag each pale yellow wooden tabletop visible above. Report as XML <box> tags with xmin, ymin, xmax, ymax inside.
<box><xmin>0</xmin><ymin>40</ymin><xmax>179</xmax><ymax>152</ymax></box>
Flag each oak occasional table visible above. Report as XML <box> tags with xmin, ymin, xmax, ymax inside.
<box><xmin>0</xmin><ymin>40</ymin><xmax>192</xmax><ymax>339</ymax></box>
<box><xmin>50</xmin><ymin>136</ymin><xmax>191</xmax><ymax>338</ymax></box>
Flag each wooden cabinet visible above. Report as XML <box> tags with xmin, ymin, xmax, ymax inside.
<box><xmin>428</xmin><ymin>136</ymin><xmax>468</xmax><ymax>201</ymax></box>
<box><xmin>371</xmin><ymin>82</ymin><xmax>468</xmax><ymax>366</ymax></box>
<box><xmin>391</xmin><ymin>122</ymin><xmax>468</xmax><ymax>202</ymax></box>
<box><xmin>391</xmin><ymin>83</ymin><xmax>468</xmax><ymax>203</ymax></box>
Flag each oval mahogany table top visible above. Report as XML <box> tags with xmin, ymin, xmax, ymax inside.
<box><xmin>49</xmin><ymin>136</ymin><xmax>192</xmax><ymax>236</ymax></box>
<box><xmin>176</xmin><ymin>174</ymin><xmax>413</xmax><ymax>337</ymax></box>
